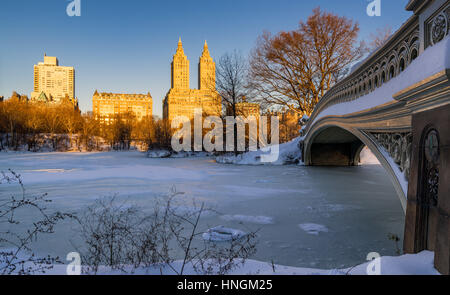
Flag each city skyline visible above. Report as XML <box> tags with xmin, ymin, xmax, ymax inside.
<box><xmin>0</xmin><ymin>0</ymin><xmax>413</xmax><ymax>116</ymax></box>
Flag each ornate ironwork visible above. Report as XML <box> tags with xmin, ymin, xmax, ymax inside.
<box><xmin>426</xmin><ymin>4</ymin><xmax>450</xmax><ymax>48</ymax></box>
<box><xmin>423</xmin><ymin>130</ymin><xmax>440</xmax><ymax>207</ymax></box>
<box><xmin>431</xmin><ymin>13</ymin><xmax>448</xmax><ymax>45</ymax></box>
<box><xmin>369</xmin><ymin>132</ymin><xmax>412</xmax><ymax>180</ymax></box>
<box><xmin>424</xmin><ymin>130</ymin><xmax>439</xmax><ymax>164</ymax></box>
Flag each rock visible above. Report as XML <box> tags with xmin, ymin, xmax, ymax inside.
<box><xmin>202</xmin><ymin>226</ymin><xmax>247</xmax><ymax>242</ymax></box>
<box><xmin>147</xmin><ymin>150</ymin><xmax>172</xmax><ymax>158</ymax></box>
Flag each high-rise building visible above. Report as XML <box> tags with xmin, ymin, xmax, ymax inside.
<box><xmin>31</xmin><ymin>54</ymin><xmax>76</xmax><ymax>104</ymax></box>
<box><xmin>92</xmin><ymin>91</ymin><xmax>153</xmax><ymax>124</ymax></box>
<box><xmin>163</xmin><ymin>39</ymin><xmax>221</xmax><ymax>122</ymax></box>
<box><xmin>171</xmin><ymin>38</ymin><xmax>190</xmax><ymax>90</ymax></box>
<box><xmin>198</xmin><ymin>41</ymin><xmax>216</xmax><ymax>91</ymax></box>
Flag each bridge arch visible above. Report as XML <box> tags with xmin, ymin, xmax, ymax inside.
<box><xmin>303</xmin><ymin>122</ymin><xmax>408</xmax><ymax>211</ymax></box>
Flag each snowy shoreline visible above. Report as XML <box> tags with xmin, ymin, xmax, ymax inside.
<box><xmin>16</xmin><ymin>251</ymin><xmax>440</xmax><ymax>275</ymax></box>
<box><xmin>215</xmin><ymin>137</ymin><xmax>304</xmax><ymax>166</ymax></box>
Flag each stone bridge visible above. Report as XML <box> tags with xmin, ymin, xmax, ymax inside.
<box><xmin>301</xmin><ymin>0</ymin><xmax>450</xmax><ymax>274</ymax></box>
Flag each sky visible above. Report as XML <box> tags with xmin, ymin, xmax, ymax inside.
<box><xmin>0</xmin><ymin>0</ymin><xmax>412</xmax><ymax>117</ymax></box>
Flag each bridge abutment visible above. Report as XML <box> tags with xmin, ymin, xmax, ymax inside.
<box><xmin>404</xmin><ymin>104</ymin><xmax>450</xmax><ymax>275</ymax></box>
<box><xmin>305</xmin><ymin>126</ymin><xmax>365</xmax><ymax>166</ymax></box>
<box><xmin>310</xmin><ymin>142</ymin><xmax>363</xmax><ymax>166</ymax></box>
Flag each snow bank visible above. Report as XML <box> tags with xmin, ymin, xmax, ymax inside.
<box><xmin>215</xmin><ymin>136</ymin><xmax>303</xmax><ymax>166</ymax></box>
<box><xmin>359</xmin><ymin>146</ymin><xmax>380</xmax><ymax>165</ymax></box>
<box><xmin>0</xmin><ymin>133</ymin><xmax>152</xmax><ymax>153</ymax></box>
<box><xmin>339</xmin><ymin>251</ymin><xmax>439</xmax><ymax>275</ymax></box>
<box><xmin>202</xmin><ymin>226</ymin><xmax>248</xmax><ymax>242</ymax></box>
<box><xmin>378</xmin><ymin>145</ymin><xmax>409</xmax><ymax>196</ymax></box>
<box><xmin>215</xmin><ymin>131</ymin><xmax>378</xmax><ymax>167</ymax></box>
<box><xmin>22</xmin><ymin>250</ymin><xmax>439</xmax><ymax>275</ymax></box>
<box><xmin>0</xmin><ymin>133</ymin><xmax>112</xmax><ymax>153</ymax></box>
<box><xmin>147</xmin><ymin>150</ymin><xmax>215</xmax><ymax>158</ymax></box>
<box><xmin>171</xmin><ymin>151</ymin><xmax>215</xmax><ymax>158</ymax></box>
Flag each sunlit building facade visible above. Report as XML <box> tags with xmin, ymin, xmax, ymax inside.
<box><xmin>227</xmin><ymin>97</ymin><xmax>260</xmax><ymax>119</ymax></box>
<box><xmin>31</xmin><ymin>54</ymin><xmax>76</xmax><ymax>105</ymax></box>
<box><xmin>163</xmin><ymin>39</ymin><xmax>221</xmax><ymax>122</ymax></box>
<box><xmin>92</xmin><ymin>91</ymin><xmax>153</xmax><ymax>124</ymax></box>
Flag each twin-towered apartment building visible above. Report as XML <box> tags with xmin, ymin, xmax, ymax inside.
<box><xmin>31</xmin><ymin>40</ymin><xmax>261</xmax><ymax>122</ymax></box>
<box><xmin>162</xmin><ymin>39</ymin><xmax>222</xmax><ymax>122</ymax></box>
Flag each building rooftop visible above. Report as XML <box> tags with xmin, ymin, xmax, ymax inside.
<box><xmin>94</xmin><ymin>91</ymin><xmax>152</xmax><ymax>99</ymax></box>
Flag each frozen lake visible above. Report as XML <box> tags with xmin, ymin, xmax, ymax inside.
<box><xmin>0</xmin><ymin>151</ymin><xmax>405</xmax><ymax>269</ymax></box>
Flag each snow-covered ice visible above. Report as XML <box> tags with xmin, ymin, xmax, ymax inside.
<box><xmin>299</xmin><ymin>223</ymin><xmax>329</xmax><ymax>235</ymax></box>
<box><xmin>0</xmin><ymin>151</ymin><xmax>405</xmax><ymax>270</ymax></box>
<box><xmin>220</xmin><ymin>215</ymin><xmax>275</xmax><ymax>225</ymax></box>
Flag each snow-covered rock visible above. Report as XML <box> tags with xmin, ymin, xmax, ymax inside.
<box><xmin>299</xmin><ymin>223</ymin><xmax>329</xmax><ymax>235</ymax></box>
<box><xmin>202</xmin><ymin>226</ymin><xmax>247</xmax><ymax>242</ymax></box>
<box><xmin>147</xmin><ymin>150</ymin><xmax>172</xmax><ymax>158</ymax></box>
<box><xmin>146</xmin><ymin>150</ymin><xmax>215</xmax><ymax>158</ymax></box>
<box><xmin>171</xmin><ymin>151</ymin><xmax>215</xmax><ymax>158</ymax></box>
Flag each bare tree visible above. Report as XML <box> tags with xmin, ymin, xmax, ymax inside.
<box><xmin>249</xmin><ymin>7</ymin><xmax>365</xmax><ymax>116</ymax></box>
<box><xmin>61</xmin><ymin>103</ymin><xmax>82</xmax><ymax>148</ymax></box>
<box><xmin>368</xmin><ymin>26</ymin><xmax>392</xmax><ymax>51</ymax></box>
<box><xmin>102</xmin><ymin>113</ymin><xmax>134</xmax><ymax>150</ymax></box>
<box><xmin>1</xmin><ymin>97</ymin><xmax>27</xmax><ymax>149</ymax></box>
<box><xmin>78</xmin><ymin>113</ymin><xmax>100</xmax><ymax>151</ymax></box>
<box><xmin>43</xmin><ymin>107</ymin><xmax>64</xmax><ymax>150</ymax></box>
<box><xmin>153</xmin><ymin>118</ymin><xmax>171</xmax><ymax>149</ymax></box>
<box><xmin>24</xmin><ymin>104</ymin><xmax>44</xmax><ymax>151</ymax></box>
<box><xmin>216</xmin><ymin>51</ymin><xmax>250</xmax><ymax>154</ymax></box>
<box><xmin>216</xmin><ymin>50</ymin><xmax>249</xmax><ymax>117</ymax></box>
